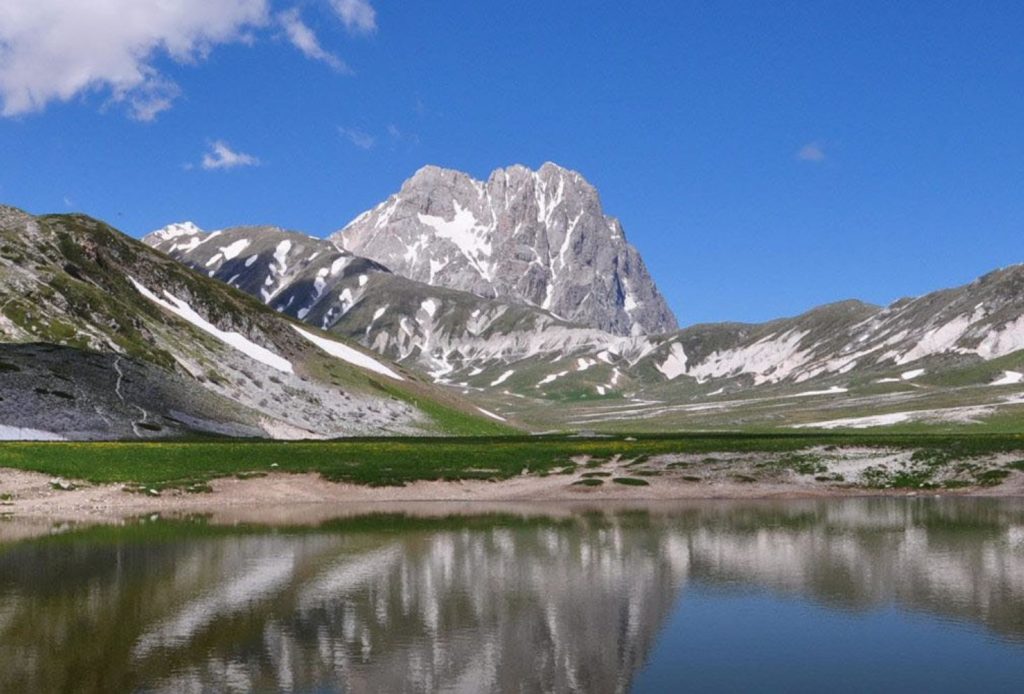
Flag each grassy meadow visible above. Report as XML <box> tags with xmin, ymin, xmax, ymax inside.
<box><xmin>1</xmin><ymin>432</ymin><xmax>1024</xmax><ymax>490</ymax></box>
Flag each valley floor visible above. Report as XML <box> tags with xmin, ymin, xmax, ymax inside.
<box><xmin>2</xmin><ymin>435</ymin><xmax>1023</xmax><ymax>523</ymax></box>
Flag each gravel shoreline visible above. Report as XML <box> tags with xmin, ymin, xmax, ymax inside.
<box><xmin>2</xmin><ymin>457</ymin><xmax>1022</xmax><ymax>527</ymax></box>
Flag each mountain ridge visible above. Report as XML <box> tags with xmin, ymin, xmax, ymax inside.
<box><xmin>1</xmin><ymin>206</ymin><xmax>512</xmax><ymax>439</ymax></box>
<box><xmin>146</xmin><ymin>209</ymin><xmax>1024</xmax><ymax>416</ymax></box>
<box><xmin>21</xmin><ymin>150</ymin><xmax>1024</xmax><ymax>434</ymax></box>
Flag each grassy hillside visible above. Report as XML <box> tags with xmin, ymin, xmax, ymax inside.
<box><xmin>0</xmin><ymin>207</ymin><xmax>513</xmax><ymax>438</ymax></box>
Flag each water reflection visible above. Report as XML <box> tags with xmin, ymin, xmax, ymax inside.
<box><xmin>0</xmin><ymin>498</ymin><xmax>1022</xmax><ymax>693</ymax></box>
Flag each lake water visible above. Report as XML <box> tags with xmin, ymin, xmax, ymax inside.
<box><xmin>1</xmin><ymin>498</ymin><xmax>1023</xmax><ymax>693</ymax></box>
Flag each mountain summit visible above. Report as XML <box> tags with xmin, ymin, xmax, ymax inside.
<box><xmin>330</xmin><ymin>163</ymin><xmax>678</xmax><ymax>336</ymax></box>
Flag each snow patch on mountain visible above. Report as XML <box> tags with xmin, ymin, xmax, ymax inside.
<box><xmin>476</xmin><ymin>407</ymin><xmax>507</xmax><ymax>422</ymax></box>
<box><xmin>149</xmin><ymin>221</ymin><xmax>203</xmax><ymax>242</ymax></box>
<box><xmin>991</xmin><ymin>370</ymin><xmax>1024</xmax><ymax>386</ymax></box>
<box><xmin>490</xmin><ymin>369</ymin><xmax>514</xmax><ymax>387</ymax></box>
<box><xmin>538</xmin><ymin>371</ymin><xmax>568</xmax><ymax>386</ymax></box>
<box><xmin>220</xmin><ymin>239</ymin><xmax>250</xmax><ymax>261</ymax></box>
<box><xmin>0</xmin><ymin>424</ymin><xmax>66</xmax><ymax>441</ymax></box>
<box><xmin>130</xmin><ymin>278</ymin><xmax>294</xmax><ymax>374</ymax></box>
<box><xmin>793</xmin><ymin>399</ymin><xmax>1023</xmax><ymax>429</ymax></box>
<box><xmin>417</xmin><ymin>201</ymin><xmax>494</xmax><ymax>282</ymax></box>
<box><xmin>292</xmin><ymin>326</ymin><xmax>403</xmax><ymax>381</ymax></box>
<box><xmin>688</xmin><ymin>331</ymin><xmax>811</xmax><ymax>385</ymax></box>
<box><xmin>976</xmin><ymin>315</ymin><xmax>1024</xmax><ymax>359</ymax></box>
<box><xmin>786</xmin><ymin>386</ymin><xmax>848</xmax><ymax>398</ymax></box>
<box><xmin>896</xmin><ymin>312</ymin><xmax>978</xmax><ymax>365</ymax></box>
<box><xmin>656</xmin><ymin>343</ymin><xmax>688</xmax><ymax>380</ymax></box>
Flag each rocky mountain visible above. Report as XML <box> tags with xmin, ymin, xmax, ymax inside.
<box><xmin>146</xmin><ymin>211</ymin><xmax>1024</xmax><ymax>432</ymax></box>
<box><xmin>643</xmin><ymin>265</ymin><xmax>1024</xmax><ymax>388</ymax></box>
<box><xmin>146</xmin><ymin>221</ymin><xmax>653</xmax><ymax>393</ymax></box>
<box><xmin>144</xmin><ymin>223</ymin><xmax>391</xmax><ymax>325</ymax></box>
<box><xmin>142</xmin><ymin>152</ymin><xmax>1024</xmax><ymax>432</ymax></box>
<box><xmin>544</xmin><ymin>269</ymin><xmax>1024</xmax><ymax>432</ymax></box>
<box><xmin>0</xmin><ymin>206</ymin><xmax>512</xmax><ymax>440</ymax></box>
<box><xmin>331</xmin><ymin>163</ymin><xmax>678</xmax><ymax>336</ymax></box>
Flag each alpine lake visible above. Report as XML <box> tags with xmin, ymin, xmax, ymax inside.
<box><xmin>1</xmin><ymin>497</ymin><xmax>1022</xmax><ymax>693</ymax></box>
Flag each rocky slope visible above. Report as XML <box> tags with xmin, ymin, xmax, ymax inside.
<box><xmin>146</xmin><ymin>218</ymin><xmax>1024</xmax><ymax>411</ymax></box>
<box><xmin>142</xmin><ymin>152</ymin><xmax>1024</xmax><ymax>432</ymax></box>
<box><xmin>331</xmin><ymin>162</ymin><xmax>678</xmax><ymax>336</ymax></box>
<box><xmin>642</xmin><ymin>265</ymin><xmax>1024</xmax><ymax>390</ymax></box>
<box><xmin>0</xmin><ymin>206</ymin><xmax>511</xmax><ymax>440</ymax></box>
<box><xmin>145</xmin><ymin>220</ymin><xmax>648</xmax><ymax>387</ymax></box>
<box><xmin>144</xmin><ymin>222</ymin><xmax>391</xmax><ymax>323</ymax></box>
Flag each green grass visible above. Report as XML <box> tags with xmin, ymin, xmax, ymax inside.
<box><xmin>0</xmin><ymin>432</ymin><xmax>1022</xmax><ymax>489</ymax></box>
<box><xmin>370</xmin><ymin>380</ymin><xmax>518</xmax><ymax>436</ymax></box>
<box><xmin>773</xmin><ymin>453</ymin><xmax>827</xmax><ymax>475</ymax></box>
<box><xmin>612</xmin><ymin>477</ymin><xmax>650</xmax><ymax>486</ymax></box>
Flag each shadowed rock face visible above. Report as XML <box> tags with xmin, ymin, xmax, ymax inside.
<box><xmin>332</xmin><ymin>163</ymin><xmax>679</xmax><ymax>337</ymax></box>
<box><xmin>0</xmin><ymin>343</ymin><xmax>263</xmax><ymax>439</ymax></box>
<box><xmin>143</xmin><ymin>224</ymin><xmax>393</xmax><ymax>327</ymax></box>
<box><xmin>1</xmin><ymin>500</ymin><xmax>1022</xmax><ymax>692</ymax></box>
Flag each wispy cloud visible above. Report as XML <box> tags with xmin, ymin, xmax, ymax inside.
<box><xmin>330</xmin><ymin>0</ymin><xmax>378</xmax><ymax>35</ymax></box>
<box><xmin>796</xmin><ymin>142</ymin><xmax>826</xmax><ymax>163</ymax></box>
<box><xmin>386</xmin><ymin>123</ymin><xmax>420</xmax><ymax>147</ymax></box>
<box><xmin>0</xmin><ymin>0</ymin><xmax>268</xmax><ymax>119</ymax></box>
<box><xmin>201</xmin><ymin>140</ymin><xmax>260</xmax><ymax>170</ymax></box>
<box><xmin>278</xmin><ymin>8</ymin><xmax>350</xmax><ymax>73</ymax></box>
<box><xmin>339</xmin><ymin>126</ymin><xmax>376</xmax><ymax>150</ymax></box>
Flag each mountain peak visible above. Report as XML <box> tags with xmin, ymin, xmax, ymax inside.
<box><xmin>333</xmin><ymin>163</ymin><xmax>677</xmax><ymax>335</ymax></box>
<box><xmin>146</xmin><ymin>221</ymin><xmax>205</xmax><ymax>242</ymax></box>
<box><xmin>537</xmin><ymin>160</ymin><xmax>580</xmax><ymax>177</ymax></box>
<box><xmin>405</xmin><ymin>164</ymin><xmax>474</xmax><ymax>187</ymax></box>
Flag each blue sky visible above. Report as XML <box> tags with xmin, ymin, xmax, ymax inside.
<box><xmin>1</xmin><ymin>1</ymin><xmax>1022</xmax><ymax>326</ymax></box>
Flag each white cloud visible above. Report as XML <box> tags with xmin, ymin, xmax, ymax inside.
<box><xmin>339</xmin><ymin>126</ymin><xmax>375</xmax><ymax>150</ymax></box>
<box><xmin>201</xmin><ymin>141</ymin><xmax>260</xmax><ymax>170</ymax></box>
<box><xmin>796</xmin><ymin>142</ymin><xmax>826</xmax><ymax>162</ymax></box>
<box><xmin>331</xmin><ymin>0</ymin><xmax>378</xmax><ymax>34</ymax></box>
<box><xmin>386</xmin><ymin>123</ymin><xmax>420</xmax><ymax>147</ymax></box>
<box><xmin>124</xmin><ymin>72</ymin><xmax>182</xmax><ymax>121</ymax></box>
<box><xmin>278</xmin><ymin>8</ymin><xmax>350</xmax><ymax>73</ymax></box>
<box><xmin>0</xmin><ymin>0</ymin><xmax>268</xmax><ymax>119</ymax></box>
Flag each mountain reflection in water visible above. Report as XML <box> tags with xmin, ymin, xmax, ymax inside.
<box><xmin>0</xmin><ymin>498</ymin><xmax>1022</xmax><ymax>693</ymax></box>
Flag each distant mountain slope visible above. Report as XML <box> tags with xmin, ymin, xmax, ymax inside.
<box><xmin>146</xmin><ymin>216</ymin><xmax>1024</xmax><ymax>407</ymax></box>
<box><xmin>144</xmin><ymin>223</ymin><xmax>391</xmax><ymax>324</ymax></box>
<box><xmin>330</xmin><ymin>162</ymin><xmax>679</xmax><ymax>336</ymax></box>
<box><xmin>0</xmin><ymin>206</ymin><xmax>512</xmax><ymax>439</ymax></box>
<box><xmin>140</xmin><ymin>150</ymin><xmax>1024</xmax><ymax>433</ymax></box>
<box><xmin>642</xmin><ymin>267</ymin><xmax>1024</xmax><ymax>388</ymax></box>
<box><xmin>146</xmin><ymin>221</ymin><xmax>653</xmax><ymax>393</ymax></box>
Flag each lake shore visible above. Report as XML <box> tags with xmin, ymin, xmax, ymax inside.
<box><xmin>2</xmin><ymin>463</ymin><xmax>1022</xmax><ymax>527</ymax></box>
